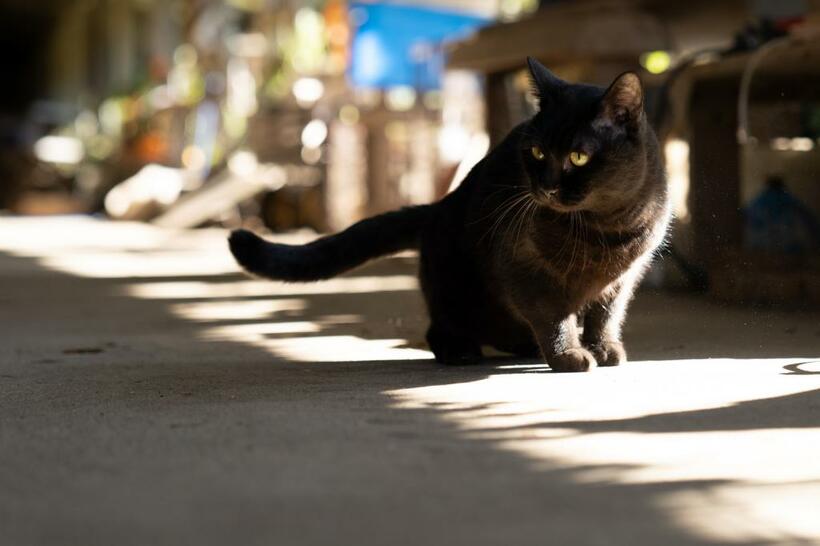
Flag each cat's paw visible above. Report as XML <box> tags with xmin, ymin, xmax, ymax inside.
<box><xmin>549</xmin><ymin>348</ymin><xmax>597</xmax><ymax>373</ymax></box>
<box><xmin>427</xmin><ymin>328</ymin><xmax>483</xmax><ymax>365</ymax></box>
<box><xmin>588</xmin><ymin>341</ymin><xmax>627</xmax><ymax>367</ymax></box>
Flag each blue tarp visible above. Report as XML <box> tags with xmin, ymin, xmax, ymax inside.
<box><xmin>348</xmin><ymin>2</ymin><xmax>489</xmax><ymax>90</ymax></box>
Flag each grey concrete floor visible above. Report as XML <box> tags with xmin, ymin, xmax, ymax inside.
<box><xmin>0</xmin><ymin>217</ymin><xmax>819</xmax><ymax>546</ymax></box>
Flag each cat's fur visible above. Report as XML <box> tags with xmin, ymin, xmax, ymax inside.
<box><xmin>229</xmin><ymin>58</ymin><xmax>671</xmax><ymax>372</ymax></box>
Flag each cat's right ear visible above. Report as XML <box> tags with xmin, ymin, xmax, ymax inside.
<box><xmin>527</xmin><ymin>57</ymin><xmax>564</xmax><ymax>108</ymax></box>
<box><xmin>599</xmin><ymin>72</ymin><xmax>643</xmax><ymax>127</ymax></box>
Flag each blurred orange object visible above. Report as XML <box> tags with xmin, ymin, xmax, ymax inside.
<box><xmin>324</xmin><ymin>0</ymin><xmax>349</xmax><ymax>72</ymax></box>
<box><xmin>134</xmin><ymin>131</ymin><xmax>169</xmax><ymax>163</ymax></box>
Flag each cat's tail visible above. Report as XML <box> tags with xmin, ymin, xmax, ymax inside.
<box><xmin>228</xmin><ymin>205</ymin><xmax>431</xmax><ymax>282</ymax></box>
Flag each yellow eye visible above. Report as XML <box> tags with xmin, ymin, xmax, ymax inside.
<box><xmin>531</xmin><ymin>146</ymin><xmax>545</xmax><ymax>161</ymax></box>
<box><xmin>569</xmin><ymin>151</ymin><xmax>590</xmax><ymax>167</ymax></box>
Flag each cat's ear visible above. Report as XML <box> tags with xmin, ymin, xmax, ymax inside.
<box><xmin>527</xmin><ymin>57</ymin><xmax>564</xmax><ymax>107</ymax></box>
<box><xmin>599</xmin><ymin>72</ymin><xmax>643</xmax><ymax>126</ymax></box>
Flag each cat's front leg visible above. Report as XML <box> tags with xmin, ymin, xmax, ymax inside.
<box><xmin>514</xmin><ymin>306</ymin><xmax>597</xmax><ymax>373</ymax></box>
<box><xmin>538</xmin><ymin>313</ymin><xmax>597</xmax><ymax>372</ymax></box>
<box><xmin>504</xmin><ymin>273</ymin><xmax>596</xmax><ymax>372</ymax></box>
<box><xmin>582</xmin><ymin>286</ymin><xmax>633</xmax><ymax>367</ymax></box>
<box><xmin>584</xmin><ymin>328</ymin><xmax>626</xmax><ymax>368</ymax></box>
<box><xmin>583</xmin><ymin>258</ymin><xmax>652</xmax><ymax>366</ymax></box>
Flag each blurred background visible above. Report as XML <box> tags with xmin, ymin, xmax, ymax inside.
<box><xmin>1</xmin><ymin>0</ymin><xmax>819</xmax><ymax>305</ymax></box>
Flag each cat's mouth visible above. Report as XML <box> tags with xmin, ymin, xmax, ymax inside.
<box><xmin>533</xmin><ymin>188</ymin><xmax>583</xmax><ymax>212</ymax></box>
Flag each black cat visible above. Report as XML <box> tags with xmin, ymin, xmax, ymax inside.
<box><xmin>229</xmin><ymin>57</ymin><xmax>671</xmax><ymax>372</ymax></box>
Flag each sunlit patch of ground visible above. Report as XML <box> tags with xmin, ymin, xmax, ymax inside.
<box><xmin>389</xmin><ymin>358</ymin><xmax>820</xmax><ymax>543</ymax></box>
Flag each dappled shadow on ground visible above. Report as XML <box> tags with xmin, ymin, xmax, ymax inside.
<box><xmin>1</xmin><ymin>221</ymin><xmax>819</xmax><ymax>546</ymax></box>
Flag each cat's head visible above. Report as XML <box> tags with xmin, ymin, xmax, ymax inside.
<box><xmin>520</xmin><ymin>57</ymin><xmax>651</xmax><ymax>214</ymax></box>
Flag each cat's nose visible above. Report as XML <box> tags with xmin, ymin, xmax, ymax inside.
<box><xmin>535</xmin><ymin>188</ymin><xmax>560</xmax><ymax>205</ymax></box>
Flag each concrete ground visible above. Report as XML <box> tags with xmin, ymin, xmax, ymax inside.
<box><xmin>0</xmin><ymin>216</ymin><xmax>819</xmax><ymax>546</ymax></box>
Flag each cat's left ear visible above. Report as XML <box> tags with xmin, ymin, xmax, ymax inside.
<box><xmin>599</xmin><ymin>72</ymin><xmax>643</xmax><ymax>126</ymax></box>
<box><xmin>527</xmin><ymin>56</ymin><xmax>565</xmax><ymax>108</ymax></box>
